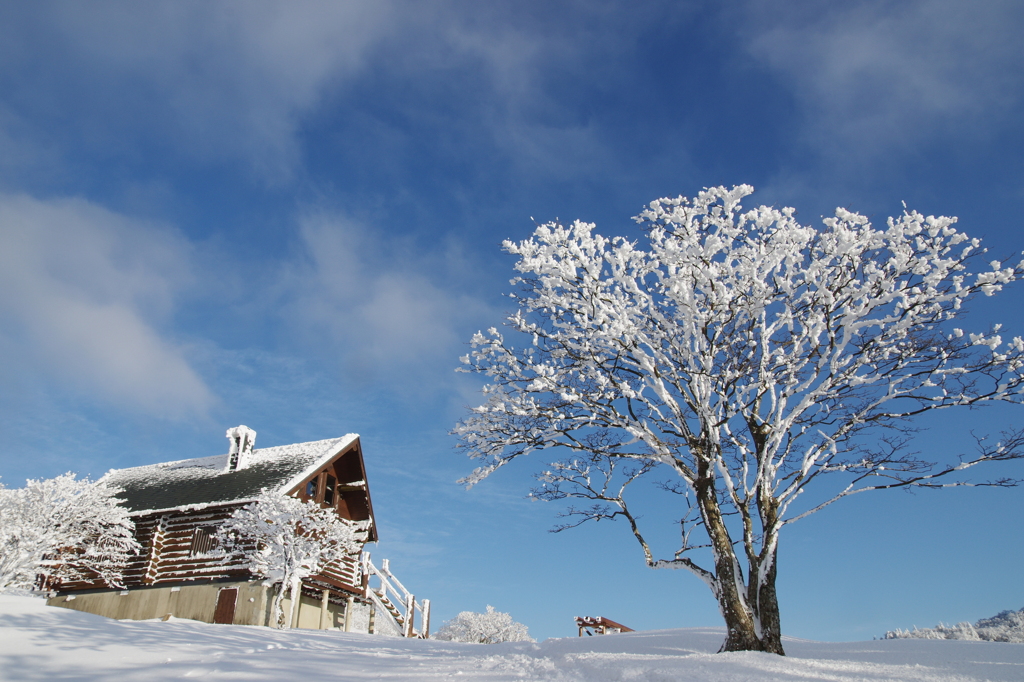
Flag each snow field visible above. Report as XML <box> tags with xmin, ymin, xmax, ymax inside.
<box><xmin>2</xmin><ymin>595</ymin><xmax>1023</xmax><ymax>681</ymax></box>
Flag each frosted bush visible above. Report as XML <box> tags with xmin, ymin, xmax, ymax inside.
<box><xmin>0</xmin><ymin>474</ymin><xmax>138</xmax><ymax>591</ymax></box>
<box><xmin>434</xmin><ymin>605</ymin><xmax>534</xmax><ymax>644</ymax></box>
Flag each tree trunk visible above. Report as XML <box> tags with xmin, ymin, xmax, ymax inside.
<box><xmin>285</xmin><ymin>576</ymin><xmax>301</xmax><ymax>629</ymax></box>
<box><xmin>753</xmin><ymin>545</ymin><xmax>785</xmax><ymax>655</ymax></box>
<box><xmin>714</xmin><ymin>545</ymin><xmax>785</xmax><ymax>654</ymax></box>
<box><xmin>752</xmin><ymin>479</ymin><xmax>785</xmax><ymax>655</ymax></box>
<box><xmin>271</xmin><ymin>582</ymin><xmax>285</xmax><ymax>629</ymax></box>
<box><xmin>696</xmin><ymin>464</ymin><xmax>785</xmax><ymax>655</ymax></box>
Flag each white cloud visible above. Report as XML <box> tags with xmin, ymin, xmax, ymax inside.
<box><xmin>287</xmin><ymin>210</ymin><xmax>492</xmax><ymax>388</ymax></box>
<box><xmin>421</xmin><ymin>4</ymin><xmax>671</xmax><ymax>183</ymax></box>
<box><xmin>0</xmin><ymin>193</ymin><xmax>213</xmax><ymax>417</ymax></box>
<box><xmin>742</xmin><ymin>0</ymin><xmax>1024</xmax><ymax>156</ymax></box>
<box><xmin>1</xmin><ymin>1</ymin><xmax>399</xmax><ymax>183</ymax></box>
<box><xmin>0</xmin><ymin>2</ymin><xmax>664</xmax><ymax>189</ymax></box>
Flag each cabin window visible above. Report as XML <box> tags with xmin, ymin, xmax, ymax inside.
<box><xmin>189</xmin><ymin>527</ymin><xmax>217</xmax><ymax>557</ymax></box>
<box><xmin>306</xmin><ymin>478</ymin><xmax>318</xmax><ymax>499</ymax></box>
<box><xmin>324</xmin><ymin>475</ymin><xmax>337</xmax><ymax>506</ymax></box>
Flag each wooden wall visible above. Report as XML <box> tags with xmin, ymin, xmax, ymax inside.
<box><xmin>57</xmin><ymin>505</ymin><xmax>365</xmax><ymax>597</ymax></box>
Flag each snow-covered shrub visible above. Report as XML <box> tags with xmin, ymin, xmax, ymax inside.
<box><xmin>216</xmin><ymin>491</ymin><xmax>365</xmax><ymax>628</ymax></box>
<box><xmin>974</xmin><ymin>608</ymin><xmax>1024</xmax><ymax>642</ymax></box>
<box><xmin>884</xmin><ymin>622</ymin><xmax>980</xmax><ymax>641</ymax></box>
<box><xmin>0</xmin><ymin>474</ymin><xmax>139</xmax><ymax>591</ymax></box>
<box><xmin>434</xmin><ymin>605</ymin><xmax>534</xmax><ymax>643</ymax></box>
<box><xmin>884</xmin><ymin>607</ymin><xmax>1024</xmax><ymax>642</ymax></box>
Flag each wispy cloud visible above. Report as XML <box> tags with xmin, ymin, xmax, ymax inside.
<box><xmin>742</xmin><ymin>0</ymin><xmax>1024</xmax><ymax>157</ymax></box>
<box><xmin>0</xmin><ymin>1</ymin><xmax>399</xmax><ymax>184</ymax></box>
<box><xmin>0</xmin><ymin>2</ymin><xmax>687</xmax><ymax>196</ymax></box>
<box><xmin>0</xmin><ymin>194</ymin><xmax>213</xmax><ymax>417</ymax></box>
<box><xmin>284</xmin><ymin>209</ymin><xmax>494</xmax><ymax>391</ymax></box>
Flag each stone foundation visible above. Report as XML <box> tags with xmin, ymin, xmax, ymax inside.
<box><xmin>46</xmin><ymin>582</ymin><xmax>370</xmax><ymax>632</ymax></box>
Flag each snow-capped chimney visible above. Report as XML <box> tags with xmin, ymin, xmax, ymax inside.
<box><xmin>225</xmin><ymin>425</ymin><xmax>257</xmax><ymax>472</ymax></box>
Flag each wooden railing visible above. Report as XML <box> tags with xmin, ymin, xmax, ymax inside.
<box><xmin>361</xmin><ymin>552</ymin><xmax>430</xmax><ymax>638</ymax></box>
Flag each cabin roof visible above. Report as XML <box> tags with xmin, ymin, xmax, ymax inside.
<box><xmin>101</xmin><ymin>434</ymin><xmax>363</xmax><ymax>517</ymax></box>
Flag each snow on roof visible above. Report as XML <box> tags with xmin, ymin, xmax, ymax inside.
<box><xmin>102</xmin><ymin>434</ymin><xmax>360</xmax><ymax>515</ymax></box>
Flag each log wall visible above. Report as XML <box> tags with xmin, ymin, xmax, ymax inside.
<box><xmin>57</xmin><ymin>505</ymin><xmax>365</xmax><ymax>597</ymax></box>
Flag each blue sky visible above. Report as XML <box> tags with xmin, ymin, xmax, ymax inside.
<box><xmin>1</xmin><ymin>0</ymin><xmax>1023</xmax><ymax>642</ymax></box>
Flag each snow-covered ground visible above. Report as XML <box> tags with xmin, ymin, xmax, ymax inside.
<box><xmin>2</xmin><ymin>595</ymin><xmax>1023</xmax><ymax>681</ymax></box>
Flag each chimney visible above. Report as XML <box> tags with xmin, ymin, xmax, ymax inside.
<box><xmin>225</xmin><ymin>425</ymin><xmax>257</xmax><ymax>472</ymax></box>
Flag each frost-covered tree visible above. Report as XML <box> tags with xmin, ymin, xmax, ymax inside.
<box><xmin>0</xmin><ymin>473</ymin><xmax>139</xmax><ymax>591</ymax></box>
<box><xmin>884</xmin><ymin>606</ymin><xmax>1024</xmax><ymax>642</ymax></box>
<box><xmin>216</xmin><ymin>491</ymin><xmax>365</xmax><ymax>628</ymax></box>
<box><xmin>434</xmin><ymin>605</ymin><xmax>534</xmax><ymax>643</ymax></box>
<box><xmin>454</xmin><ymin>185</ymin><xmax>1024</xmax><ymax>655</ymax></box>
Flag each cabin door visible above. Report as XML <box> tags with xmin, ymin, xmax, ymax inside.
<box><xmin>213</xmin><ymin>588</ymin><xmax>238</xmax><ymax>624</ymax></box>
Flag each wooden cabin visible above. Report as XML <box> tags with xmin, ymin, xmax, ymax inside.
<box><xmin>46</xmin><ymin>427</ymin><xmax>429</xmax><ymax>637</ymax></box>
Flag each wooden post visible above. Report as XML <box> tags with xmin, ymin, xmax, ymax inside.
<box><xmin>319</xmin><ymin>589</ymin><xmax>330</xmax><ymax>630</ymax></box>
<box><xmin>143</xmin><ymin>515</ymin><xmax>168</xmax><ymax>584</ymax></box>
<box><xmin>422</xmin><ymin>599</ymin><xmax>431</xmax><ymax>639</ymax></box>
<box><xmin>168</xmin><ymin>586</ymin><xmax>180</xmax><ymax>620</ymax></box>
<box><xmin>368</xmin><ymin>601</ymin><xmax>376</xmax><ymax>634</ymax></box>
<box><xmin>404</xmin><ymin>594</ymin><xmax>415</xmax><ymax>638</ymax></box>
<box><xmin>344</xmin><ymin>595</ymin><xmax>354</xmax><ymax>632</ymax></box>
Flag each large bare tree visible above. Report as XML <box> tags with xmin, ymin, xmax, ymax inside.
<box><xmin>454</xmin><ymin>185</ymin><xmax>1024</xmax><ymax>654</ymax></box>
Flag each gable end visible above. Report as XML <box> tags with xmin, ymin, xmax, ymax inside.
<box><xmin>289</xmin><ymin>438</ymin><xmax>378</xmax><ymax>542</ymax></box>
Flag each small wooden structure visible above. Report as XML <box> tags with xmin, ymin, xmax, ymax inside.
<box><xmin>46</xmin><ymin>427</ymin><xmax>429</xmax><ymax>637</ymax></box>
<box><xmin>575</xmin><ymin>616</ymin><xmax>634</xmax><ymax>636</ymax></box>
